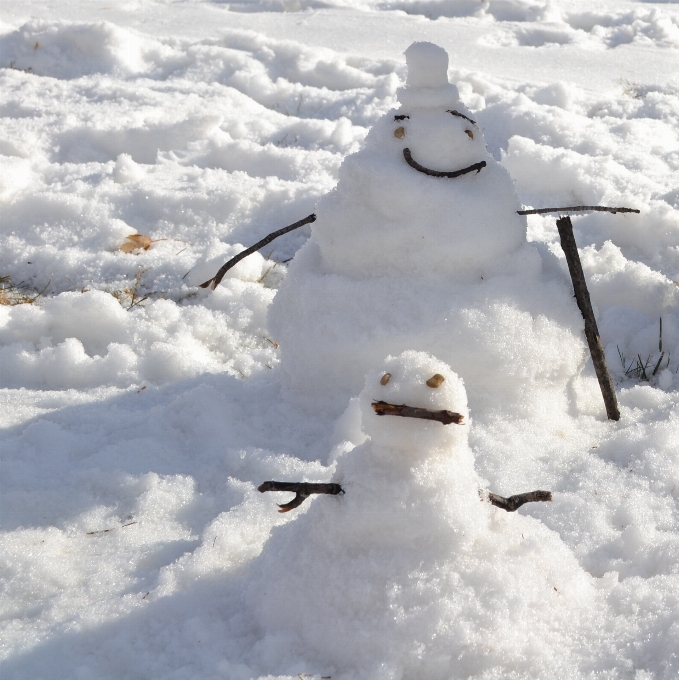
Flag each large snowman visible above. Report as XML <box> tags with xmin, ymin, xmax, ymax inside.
<box><xmin>269</xmin><ymin>42</ymin><xmax>586</xmax><ymax>419</ymax></box>
<box><xmin>249</xmin><ymin>352</ymin><xmax>602</xmax><ymax>678</ymax></box>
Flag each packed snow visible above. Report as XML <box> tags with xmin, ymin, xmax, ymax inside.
<box><xmin>1</xmin><ymin>1</ymin><xmax>679</xmax><ymax>678</ymax></box>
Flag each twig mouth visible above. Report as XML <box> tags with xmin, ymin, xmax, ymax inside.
<box><xmin>371</xmin><ymin>401</ymin><xmax>464</xmax><ymax>425</ymax></box>
<box><xmin>403</xmin><ymin>148</ymin><xmax>486</xmax><ymax>179</ymax></box>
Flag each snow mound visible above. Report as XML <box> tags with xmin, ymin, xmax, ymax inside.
<box><xmin>0</xmin><ymin>20</ymin><xmax>170</xmax><ymax>79</ymax></box>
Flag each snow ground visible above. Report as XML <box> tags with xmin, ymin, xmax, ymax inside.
<box><xmin>1</xmin><ymin>0</ymin><xmax>679</xmax><ymax>678</ymax></box>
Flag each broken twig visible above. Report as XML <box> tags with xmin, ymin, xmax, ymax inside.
<box><xmin>517</xmin><ymin>206</ymin><xmax>639</xmax><ymax>216</ymax></box>
<box><xmin>258</xmin><ymin>481</ymin><xmax>344</xmax><ymax>513</ymax></box>
<box><xmin>371</xmin><ymin>401</ymin><xmax>464</xmax><ymax>425</ymax></box>
<box><xmin>199</xmin><ymin>213</ymin><xmax>316</xmax><ymax>290</ymax></box>
<box><xmin>488</xmin><ymin>490</ymin><xmax>552</xmax><ymax>512</ymax></box>
<box><xmin>557</xmin><ymin>216</ymin><xmax>620</xmax><ymax>421</ymax></box>
<box><xmin>447</xmin><ymin>109</ymin><xmax>476</xmax><ymax>125</ymax></box>
<box><xmin>403</xmin><ymin>148</ymin><xmax>486</xmax><ymax>178</ymax></box>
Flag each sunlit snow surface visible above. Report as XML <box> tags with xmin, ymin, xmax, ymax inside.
<box><xmin>1</xmin><ymin>0</ymin><xmax>679</xmax><ymax>678</ymax></box>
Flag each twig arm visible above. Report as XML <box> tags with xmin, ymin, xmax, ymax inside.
<box><xmin>199</xmin><ymin>213</ymin><xmax>316</xmax><ymax>290</ymax></box>
<box><xmin>488</xmin><ymin>490</ymin><xmax>552</xmax><ymax>512</ymax></box>
<box><xmin>556</xmin><ymin>216</ymin><xmax>620</xmax><ymax>421</ymax></box>
<box><xmin>258</xmin><ymin>481</ymin><xmax>344</xmax><ymax>513</ymax></box>
<box><xmin>517</xmin><ymin>206</ymin><xmax>639</xmax><ymax>215</ymax></box>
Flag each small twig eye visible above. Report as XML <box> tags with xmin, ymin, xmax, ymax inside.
<box><xmin>426</xmin><ymin>374</ymin><xmax>445</xmax><ymax>388</ymax></box>
<box><xmin>380</xmin><ymin>373</ymin><xmax>391</xmax><ymax>385</ymax></box>
<box><xmin>465</xmin><ymin>129</ymin><xmax>474</xmax><ymax>139</ymax></box>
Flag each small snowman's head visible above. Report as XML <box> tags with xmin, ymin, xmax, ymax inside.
<box><xmin>359</xmin><ymin>351</ymin><xmax>469</xmax><ymax>453</ymax></box>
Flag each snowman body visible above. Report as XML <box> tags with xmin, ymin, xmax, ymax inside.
<box><xmin>250</xmin><ymin>353</ymin><xmax>600</xmax><ymax>678</ymax></box>
<box><xmin>269</xmin><ymin>42</ymin><xmax>586</xmax><ymax>419</ymax></box>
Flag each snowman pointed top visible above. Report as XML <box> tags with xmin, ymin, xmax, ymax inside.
<box><xmin>398</xmin><ymin>42</ymin><xmax>461</xmax><ymax>109</ymax></box>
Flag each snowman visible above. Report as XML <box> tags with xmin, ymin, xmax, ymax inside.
<box><xmin>250</xmin><ymin>352</ymin><xmax>602</xmax><ymax>678</ymax></box>
<box><xmin>268</xmin><ymin>41</ymin><xmax>586</xmax><ymax>420</ymax></box>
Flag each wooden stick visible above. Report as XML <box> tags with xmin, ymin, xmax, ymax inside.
<box><xmin>403</xmin><ymin>148</ymin><xmax>486</xmax><ymax>178</ymax></box>
<box><xmin>199</xmin><ymin>213</ymin><xmax>316</xmax><ymax>290</ymax></box>
<box><xmin>446</xmin><ymin>109</ymin><xmax>477</xmax><ymax>125</ymax></box>
<box><xmin>517</xmin><ymin>206</ymin><xmax>639</xmax><ymax>215</ymax></box>
<box><xmin>258</xmin><ymin>481</ymin><xmax>344</xmax><ymax>513</ymax></box>
<box><xmin>556</xmin><ymin>216</ymin><xmax>620</xmax><ymax>421</ymax></box>
<box><xmin>371</xmin><ymin>401</ymin><xmax>464</xmax><ymax>425</ymax></box>
<box><xmin>488</xmin><ymin>490</ymin><xmax>552</xmax><ymax>512</ymax></box>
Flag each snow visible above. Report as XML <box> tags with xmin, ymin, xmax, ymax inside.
<box><xmin>1</xmin><ymin>0</ymin><xmax>679</xmax><ymax>678</ymax></box>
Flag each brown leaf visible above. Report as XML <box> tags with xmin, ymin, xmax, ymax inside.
<box><xmin>121</xmin><ymin>234</ymin><xmax>153</xmax><ymax>253</ymax></box>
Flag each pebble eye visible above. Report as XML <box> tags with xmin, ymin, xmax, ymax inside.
<box><xmin>380</xmin><ymin>373</ymin><xmax>391</xmax><ymax>385</ymax></box>
<box><xmin>465</xmin><ymin>129</ymin><xmax>474</xmax><ymax>139</ymax></box>
<box><xmin>394</xmin><ymin>127</ymin><xmax>405</xmax><ymax>139</ymax></box>
<box><xmin>426</xmin><ymin>374</ymin><xmax>445</xmax><ymax>388</ymax></box>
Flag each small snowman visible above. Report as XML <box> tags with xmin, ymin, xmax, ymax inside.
<box><xmin>249</xmin><ymin>352</ymin><xmax>602</xmax><ymax>679</ymax></box>
<box><xmin>269</xmin><ymin>42</ymin><xmax>586</xmax><ymax>420</ymax></box>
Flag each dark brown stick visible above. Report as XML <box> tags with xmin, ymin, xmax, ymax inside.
<box><xmin>447</xmin><ymin>109</ymin><xmax>477</xmax><ymax>125</ymax></box>
<box><xmin>258</xmin><ymin>481</ymin><xmax>344</xmax><ymax>513</ymax></box>
<box><xmin>199</xmin><ymin>213</ymin><xmax>316</xmax><ymax>290</ymax></box>
<box><xmin>403</xmin><ymin>148</ymin><xmax>486</xmax><ymax>178</ymax></box>
<box><xmin>488</xmin><ymin>490</ymin><xmax>552</xmax><ymax>512</ymax></box>
<box><xmin>371</xmin><ymin>401</ymin><xmax>464</xmax><ymax>425</ymax></box>
<box><xmin>517</xmin><ymin>206</ymin><xmax>639</xmax><ymax>215</ymax></box>
<box><xmin>556</xmin><ymin>216</ymin><xmax>620</xmax><ymax>421</ymax></box>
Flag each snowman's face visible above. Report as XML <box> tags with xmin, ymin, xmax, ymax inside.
<box><xmin>359</xmin><ymin>351</ymin><xmax>469</xmax><ymax>453</ymax></box>
<box><xmin>392</xmin><ymin>108</ymin><xmax>486</xmax><ymax>175</ymax></box>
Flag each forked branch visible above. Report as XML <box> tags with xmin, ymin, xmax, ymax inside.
<box><xmin>556</xmin><ymin>216</ymin><xmax>620</xmax><ymax>421</ymax></box>
<box><xmin>488</xmin><ymin>490</ymin><xmax>552</xmax><ymax>512</ymax></box>
<box><xmin>258</xmin><ymin>481</ymin><xmax>344</xmax><ymax>513</ymax></box>
<box><xmin>199</xmin><ymin>213</ymin><xmax>316</xmax><ymax>290</ymax></box>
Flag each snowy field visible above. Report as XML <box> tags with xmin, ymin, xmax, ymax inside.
<box><xmin>1</xmin><ymin>0</ymin><xmax>679</xmax><ymax>678</ymax></box>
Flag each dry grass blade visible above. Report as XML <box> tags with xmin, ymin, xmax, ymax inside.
<box><xmin>0</xmin><ymin>275</ymin><xmax>49</xmax><ymax>306</ymax></box>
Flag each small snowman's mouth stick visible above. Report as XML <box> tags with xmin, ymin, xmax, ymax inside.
<box><xmin>403</xmin><ymin>148</ymin><xmax>486</xmax><ymax>178</ymax></box>
<box><xmin>487</xmin><ymin>490</ymin><xmax>552</xmax><ymax>512</ymax></box>
<box><xmin>258</xmin><ymin>481</ymin><xmax>344</xmax><ymax>512</ymax></box>
<box><xmin>371</xmin><ymin>401</ymin><xmax>464</xmax><ymax>425</ymax></box>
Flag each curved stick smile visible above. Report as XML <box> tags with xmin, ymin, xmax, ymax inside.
<box><xmin>403</xmin><ymin>148</ymin><xmax>486</xmax><ymax>178</ymax></box>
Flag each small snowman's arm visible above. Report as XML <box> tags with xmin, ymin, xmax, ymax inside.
<box><xmin>487</xmin><ymin>490</ymin><xmax>552</xmax><ymax>512</ymax></box>
<box><xmin>258</xmin><ymin>481</ymin><xmax>344</xmax><ymax>513</ymax></box>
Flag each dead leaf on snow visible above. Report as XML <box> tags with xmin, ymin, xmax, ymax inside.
<box><xmin>121</xmin><ymin>234</ymin><xmax>153</xmax><ymax>253</ymax></box>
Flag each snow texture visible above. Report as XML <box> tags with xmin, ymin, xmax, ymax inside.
<box><xmin>1</xmin><ymin>1</ymin><xmax>679</xmax><ymax>678</ymax></box>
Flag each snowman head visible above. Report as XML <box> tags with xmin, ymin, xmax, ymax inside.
<box><xmin>398</xmin><ymin>42</ymin><xmax>460</xmax><ymax>109</ymax></box>
<box><xmin>392</xmin><ymin>42</ymin><xmax>487</xmax><ymax>175</ymax></box>
<box><xmin>359</xmin><ymin>351</ymin><xmax>469</xmax><ymax>453</ymax></box>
